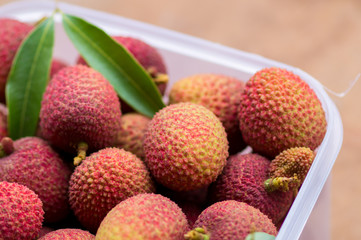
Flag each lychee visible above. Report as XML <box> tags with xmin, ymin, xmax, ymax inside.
<box><xmin>39</xmin><ymin>65</ymin><xmax>122</xmax><ymax>164</ymax></box>
<box><xmin>169</xmin><ymin>73</ymin><xmax>246</xmax><ymax>154</ymax></box>
<box><xmin>69</xmin><ymin>147</ymin><xmax>155</xmax><ymax>232</ymax></box>
<box><xmin>0</xmin><ymin>136</ymin><xmax>71</xmax><ymax>223</ymax></box>
<box><xmin>238</xmin><ymin>67</ymin><xmax>327</xmax><ymax>158</ymax></box>
<box><xmin>0</xmin><ymin>181</ymin><xmax>44</xmax><ymax>240</ymax></box>
<box><xmin>208</xmin><ymin>153</ymin><xmax>294</xmax><ymax>225</ymax></box>
<box><xmin>38</xmin><ymin>229</ymin><xmax>95</xmax><ymax>240</ymax></box>
<box><xmin>95</xmin><ymin>193</ymin><xmax>189</xmax><ymax>240</ymax></box>
<box><xmin>114</xmin><ymin>113</ymin><xmax>150</xmax><ymax>159</ymax></box>
<box><xmin>143</xmin><ymin>102</ymin><xmax>229</xmax><ymax>191</ymax></box>
<box><xmin>184</xmin><ymin>200</ymin><xmax>277</xmax><ymax>240</ymax></box>
<box><xmin>0</xmin><ymin>18</ymin><xmax>33</xmax><ymax>103</ymax></box>
<box><xmin>264</xmin><ymin>147</ymin><xmax>315</xmax><ymax>193</ymax></box>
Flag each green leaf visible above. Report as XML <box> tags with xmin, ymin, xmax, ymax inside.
<box><xmin>61</xmin><ymin>13</ymin><xmax>165</xmax><ymax>118</ymax></box>
<box><xmin>245</xmin><ymin>232</ymin><xmax>276</xmax><ymax>240</ymax></box>
<box><xmin>6</xmin><ymin>16</ymin><xmax>55</xmax><ymax>140</ymax></box>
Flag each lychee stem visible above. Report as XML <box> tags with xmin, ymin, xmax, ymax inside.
<box><xmin>73</xmin><ymin>142</ymin><xmax>88</xmax><ymax>166</ymax></box>
<box><xmin>0</xmin><ymin>137</ymin><xmax>14</xmax><ymax>157</ymax></box>
<box><xmin>264</xmin><ymin>174</ymin><xmax>300</xmax><ymax>193</ymax></box>
<box><xmin>184</xmin><ymin>227</ymin><xmax>210</xmax><ymax>240</ymax></box>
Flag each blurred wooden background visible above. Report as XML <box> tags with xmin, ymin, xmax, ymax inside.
<box><xmin>1</xmin><ymin>0</ymin><xmax>360</xmax><ymax>239</ymax></box>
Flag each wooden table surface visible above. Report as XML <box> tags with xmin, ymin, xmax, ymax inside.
<box><xmin>1</xmin><ymin>0</ymin><xmax>360</xmax><ymax>239</ymax></box>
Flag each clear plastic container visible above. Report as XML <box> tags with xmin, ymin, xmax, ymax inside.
<box><xmin>0</xmin><ymin>1</ymin><xmax>343</xmax><ymax>239</ymax></box>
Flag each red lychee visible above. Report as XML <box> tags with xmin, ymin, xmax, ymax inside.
<box><xmin>0</xmin><ymin>18</ymin><xmax>33</xmax><ymax>103</ymax></box>
<box><xmin>0</xmin><ymin>137</ymin><xmax>71</xmax><ymax>223</ymax></box>
<box><xmin>39</xmin><ymin>65</ymin><xmax>122</xmax><ymax>164</ymax></box>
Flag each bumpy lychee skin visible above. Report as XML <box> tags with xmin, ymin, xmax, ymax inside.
<box><xmin>208</xmin><ymin>153</ymin><xmax>293</xmax><ymax>225</ymax></box>
<box><xmin>185</xmin><ymin>200</ymin><xmax>277</xmax><ymax>240</ymax></box>
<box><xmin>265</xmin><ymin>147</ymin><xmax>315</xmax><ymax>192</ymax></box>
<box><xmin>0</xmin><ymin>18</ymin><xmax>33</xmax><ymax>103</ymax></box>
<box><xmin>238</xmin><ymin>67</ymin><xmax>327</xmax><ymax>158</ymax></box>
<box><xmin>0</xmin><ymin>137</ymin><xmax>71</xmax><ymax>223</ymax></box>
<box><xmin>95</xmin><ymin>193</ymin><xmax>189</xmax><ymax>240</ymax></box>
<box><xmin>0</xmin><ymin>181</ymin><xmax>44</xmax><ymax>240</ymax></box>
<box><xmin>143</xmin><ymin>102</ymin><xmax>229</xmax><ymax>191</ymax></box>
<box><xmin>39</xmin><ymin>65</ymin><xmax>122</xmax><ymax>155</ymax></box>
<box><xmin>69</xmin><ymin>148</ymin><xmax>155</xmax><ymax>233</ymax></box>
<box><xmin>39</xmin><ymin>229</ymin><xmax>95</xmax><ymax>240</ymax></box>
<box><xmin>270</xmin><ymin>147</ymin><xmax>315</xmax><ymax>180</ymax></box>
<box><xmin>114</xmin><ymin>113</ymin><xmax>150</xmax><ymax>159</ymax></box>
<box><xmin>169</xmin><ymin>74</ymin><xmax>246</xmax><ymax>154</ymax></box>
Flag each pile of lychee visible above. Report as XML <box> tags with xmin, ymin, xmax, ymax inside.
<box><xmin>0</xmin><ymin>17</ymin><xmax>327</xmax><ymax>240</ymax></box>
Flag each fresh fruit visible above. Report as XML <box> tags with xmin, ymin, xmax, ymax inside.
<box><xmin>0</xmin><ymin>14</ymin><xmax>328</xmax><ymax>239</ymax></box>
<box><xmin>69</xmin><ymin>147</ymin><xmax>155</xmax><ymax>232</ymax></box>
<box><xmin>184</xmin><ymin>200</ymin><xmax>277</xmax><ymax>240</ymax></box>
<box><xmin>39</xmin><ymin>229</ymin><xmax>95</xmax><ymax>240</ymax></box>
<box><xmin>169</xmin><ymin>73</ymin><xmax>246</xmax><ymax>154</ymax></box>
<box><xmin>77</xmin><ymin>35</ymin><xmax>168</xmax><ymax>112</ymax></box>
<box><xmin>238</xmin><ymin>67</ymin><xmax>327</xmax><ymax>158</ymax></box>
<box><xmin>114</xmin><ymin>113</ymin><xmax>150</xmax><ymax>159</ymax></box>
<box><xmin>39</xmin><ymin>65</ymin><xmax>122</xmax><ymax>164</ymax></box>
<box><xmin>0</xmin><ymin>18</ymin><xmax>33</xmax><ymax>103</ymax></box>
<box><xmin>0</xmin><ymin>136</ymin><xmax>71</xmax><ymax>223</ymax></box>
<box><xmin>95</xmin><ymin>193</ymin><xmax>189</xmax><ymax>240</ymax></box>
<box><xmin>143</xmin><ymin>102</ymin><xmax>229</xmax><ymax>191</ymax></box>
<box><xmin>264</xmin><ymin>147</ymin><xmax>315</xmax><ymax>193</ymax></box>
<box><xmin>208</xmin><ymin>153</ymin><xmax>293</xmax><ymax>225</ymax></box>
<box><xmin>0</xmin><ymin>181</ymin><xmax>44</xmax><ymax>240</ymax></box>
<box><xmin>50</xmin><ymin>59</ymin><xmax>67</xmax><ymax>78</ymax></box>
